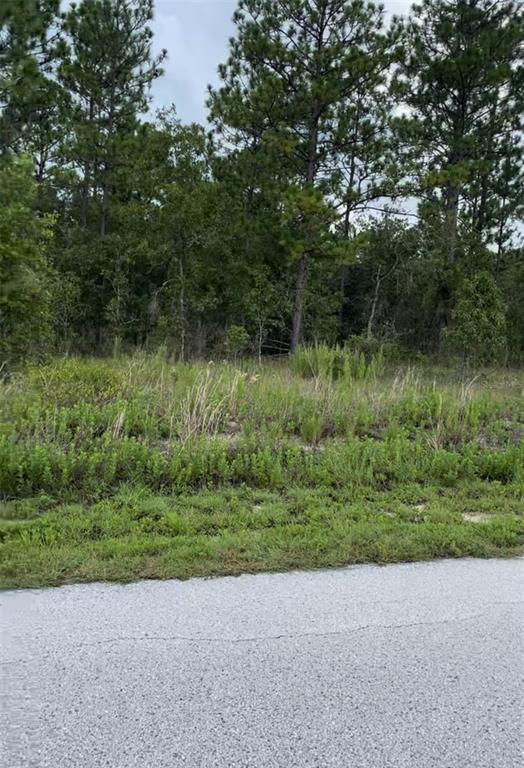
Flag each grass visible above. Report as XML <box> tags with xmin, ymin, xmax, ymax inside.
<box><xmin>1</xmin><ymin>348</ymin><xmax>523</xmax><ymax>588</ymax></box>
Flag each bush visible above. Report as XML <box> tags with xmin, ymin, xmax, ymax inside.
<box><xmin>225</xmin><ymin>325</ymin><xmax>250</xmax><ymax>360</ymax></box>
<box><xmin>27</xmin><ymin>358</ymin><xmax>123</xmax><ymax>405</ymax></box>
<box><xmin>291</xmin><ymin>343</ymin><xmax>384</xmax><ymax>382</ymax></box>
<box><xmin>345</xmin><ymin>334</ymin><xmax>401</xmax><ymax>363</ymax></box>
<box><xmin>447</xmin><ymin>272</ymin><xmax>507</xmax><ymax>365</ymax></box>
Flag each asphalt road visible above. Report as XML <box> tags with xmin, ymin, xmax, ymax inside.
<box><xmin>1</xmin><ymin>558</ymin><xmax>523</xmax><ymax>768</ymax></box>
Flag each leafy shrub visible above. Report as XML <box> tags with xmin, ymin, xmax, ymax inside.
<box><xmin>28</xmin><ymin>358</ymin><xmax>123</xmax><ymax>405</ymax></box>
<box><xmin>225</xmin><ymin>324</ymin><xmax>250</xmax><ymax>359</ymax></box>
<box><xmin>447</xmin><ymin>271</ymin><xmax>507</xmax><ymax>365</ymax></box>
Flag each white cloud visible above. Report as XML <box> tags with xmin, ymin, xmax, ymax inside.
<box><xmin>150</xmin><ymin>0</ymin><xmax>414</xmax><ymax>123</ymax></box>
<box><xmin>151</xmin><ymin>0</ymin><xmax>237</xmax><ymax>123</ymax></box>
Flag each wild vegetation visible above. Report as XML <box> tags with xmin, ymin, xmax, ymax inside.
<box><xmin>1</xmin><ymin>353</ymin><xmax>522</xmax><ymax>587</ymax></box>
<box><xmin>1</xmin><ymin>0</ymin><xmax>523</xmax><ymax>365</ymax></box>
<box><xmin>1</xmin><ymin>1</ymin><xmax>523</xmax><ymax>586</ymax></box>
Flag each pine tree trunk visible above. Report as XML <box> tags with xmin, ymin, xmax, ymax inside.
<box><xmin>495</xmin><ymin>197</ymin><xmax>507</xmax><ymax>278</ymax></box>
<box><xmin>100</xmin><ymin>179</ymin><xmax>109</xmax><ymax>237</ymax></box>
<box><xmin>444</xmin><ymin>184</ymin><xmax>459</xmax><ymax>264</ymax></box>
<box><xmin>338</xmin><ymin>200</ymin><xmax>352</xmax><ymax>339</ymax></box>
<box><xmin>100</xmin><ymin>72</ymin><xmax>116</xmax><ymax>238</ymax></box>
<box><xmin>290</xmin><ymin>255</ymin><xmax>309</xmax><ymax>353</ymax></box>
<box><xmin>81</xmin><ymin>98</ymin><xmax>94</xmax><ymax>228</ymax></box>
<box><xmin>367</xmin><ymin>265</ymin><xmax>382</xmax><ymax>339</ymax></box>
<box><xmin>289</xmin><ymin>107</ymin><xmax>319</xmax><ymax>353</ymax></box>
<box><xmin>81</xmin><ymin>163</ymin><xmax>91</xmax><ymax>228</ymax></box>
<box><xmin>179</xmin><ymin>258</ymin><xmax>186</xmax><ymax>362</ymax></box>
<box><xmin>475</xmin><ymin>96</ymin><xmax>498</xmax><ymax>238</ymax></box>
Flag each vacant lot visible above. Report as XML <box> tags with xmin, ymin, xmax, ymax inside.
<box><xmin>1</xmin><ymin>349</ymin><xmax>523</xmax><ymax>588</ymax></box>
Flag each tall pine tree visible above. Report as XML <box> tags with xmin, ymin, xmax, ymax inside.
<box><xmin>209</xmin><ymin>0</ymin><xmax>392</xmax><ymax>351</ymax></box>
<box><xmin>59</xmin><ymin>0</ymin><xmax>166</xmax><ymax>236</ymax></box>
<box><xmin>0</xmin><ymin>0</ymin><xmax>65</xmax><ymax>166</ymax></box>
<box><xmin>395</xmin><ymin>0</ymin><xmax>523</xmax><ymax>262</ymax></box>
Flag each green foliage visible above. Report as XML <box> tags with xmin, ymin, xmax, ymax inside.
<box><xmin>0</xmin><ymin>0</ymin><xmax>64</xmax><ymax>156</ymax></box>
<box><xmin>1</xmin><ymin>355</ymin><xmax>522</xmax><ymax>587</ymax></box>
<box><xmin>59</xmin><ymin>0</ymin><xmax>166</xmax><ymax>236</ymax></box>
<box><xmin>291</xmin><ymin>344</ymin><xmax>339</xmax><ymax>380</ymax></box>
<box><xmin>447</xmin><ymin>272</ymin><xmax>507</xmax><ymax>365</ymax></box>
<box><xmin>27</xmin><ymin>357</ymin><xmax>123</xmax><ymax>404</ymax></box>
<box><xmin>499</xmin><ymin>246</ymin><xmax>524</xmax><ymax>363</ymax></box>
<box><xmin>0</xmin><ymin>3</ymin><xmax>523</xmax><ymax>593</ymax></box>
<box><xmin>225</xmin><ymin>325</ymin><xmax>250</xmax><ymax>359</ymax></box>
<box><xmin>291</xmin><ymin>343</ymin><xmax>384</xmax><ymax>383</ymax></box>
<box><xmin>209</xmin><ymin>0</ymin><xmax>396</xmax><ymax>349</ymax></box>
<box><xmin>0</xmin><ymin>0</ymin><xmax>522</xmax><ymax>368</ymax></box>
<box><xmin>394</xmin><ymin>0</ymin><xmax>523</xmax><ymax>258</ymax></box>
<box><xmin>0</xmin><ymin>157</ymin><xmax>54</xmax><ymax>366</ymax></box>
<box><xmin>1</xmin><ymin>355</ymin><xmax>522</xmax><ymax>496</ymax></box>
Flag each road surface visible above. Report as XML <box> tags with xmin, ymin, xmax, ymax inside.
<box><xmin>1</xmin><ymin>558</ymin><xmax>523</xmax><ymax>767</ymax></box>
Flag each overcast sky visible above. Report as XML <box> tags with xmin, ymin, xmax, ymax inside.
<box><xmin>150</xmin><ymin>0</ymin><xmax>414</xmax><ymax>124</ymax></box>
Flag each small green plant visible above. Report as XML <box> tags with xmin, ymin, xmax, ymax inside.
<box><xmin>291</xmin><ymin>343</ymin><xmax>338</xmax><ymax>379</ymax></box>
<box><xmin>28</xmin><ymin>358</ymin><xmax>123</xmax><ymax>405</ymax></box>
<box><xmin>225</xmin><ymin>325</ymin><xmax>250</xmax><ymax>360</ymax></box>
<box><xmin>291</xmin><ymin>343</ymin><xmax>384</xmax><ymax>383</ymax></box>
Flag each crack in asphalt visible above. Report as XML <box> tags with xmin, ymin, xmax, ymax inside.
<box><xmin>4</xmin><ymin>604</ymin><xmax>522</xmax><ymax>666</ymax></box>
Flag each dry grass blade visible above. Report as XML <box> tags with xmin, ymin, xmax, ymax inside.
<box><xmin>177</xmin><ymin>366</ymin><xmax>243</xmax><ymax>442</ymax></box>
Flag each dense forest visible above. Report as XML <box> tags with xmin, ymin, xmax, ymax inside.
<box><xmin>1</xmin><ymin>0</ymin><xmax>523</xmax><ymax>368</ymax></box>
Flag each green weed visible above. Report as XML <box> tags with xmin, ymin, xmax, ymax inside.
<box><xmin>0</xmin><ymin>355</ymin><xmax>522</xmax><ymax>587</ymax></box>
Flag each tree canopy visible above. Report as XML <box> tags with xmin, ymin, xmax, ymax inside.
<box><xmin>1</xmin><ymin>0</ymin><xmax>523</xmax><ymax>367</ymax></box>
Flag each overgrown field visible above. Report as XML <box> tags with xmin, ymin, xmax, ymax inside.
<box><xmin>1</xmin><ymin>348</ymin><xmax>523</xmax><ymax>588</ymax></box>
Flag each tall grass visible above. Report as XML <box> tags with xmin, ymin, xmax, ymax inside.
<box><xmin>1</xmin><ymin>352</ymin><xmax>522</xmax><ymax>502</ymax></box>
<box><xmin>1</xmin><ymin>352</ymin><xmax>523</xmax><ymax>588</ymax></box>
<box><xmin>291</xmin><ymin>342</ymin><xmax>385</xmax><ymax>383</ymax></box>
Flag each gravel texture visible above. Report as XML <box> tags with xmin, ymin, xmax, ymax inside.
<box><xmin>1</xmin><ymin>558</ymin><xmax>523</xmax><ymax>767</ymax></box>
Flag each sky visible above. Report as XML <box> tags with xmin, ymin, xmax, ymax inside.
<box><xmin>150</xmin><ymin>0</ymin><xmax>414</xmax><ymax>124</ymax></box>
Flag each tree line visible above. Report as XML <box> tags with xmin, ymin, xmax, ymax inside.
<box><xmin>1</xmin><ymin>0</ymin><xmax>523</xmax><ymax>368</ymax></box>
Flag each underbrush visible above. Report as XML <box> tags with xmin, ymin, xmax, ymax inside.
<box><xmin>1</xmin><ymin>352</ymin><xmax>523</xmax><ymax>587</ymax></box>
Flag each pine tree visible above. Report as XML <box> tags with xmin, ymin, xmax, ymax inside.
<box><xmin>209</xmin><ymin>0</ymin><xmax>392</xmax><ymax>351</ymax></box>
<box><xmin>395</xmin><ymin>0</ymin><xmax>524</xmax><ymax>262</ymax></box>
<box><xmin>0</xmin><ymin>0</ymin><xmax>65</xmax><ymax>162</ymax></box>
<box><xmin>59</xmin><ymin>0</ymin><xmax>166</xmax><ymax>235</ymax></box>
